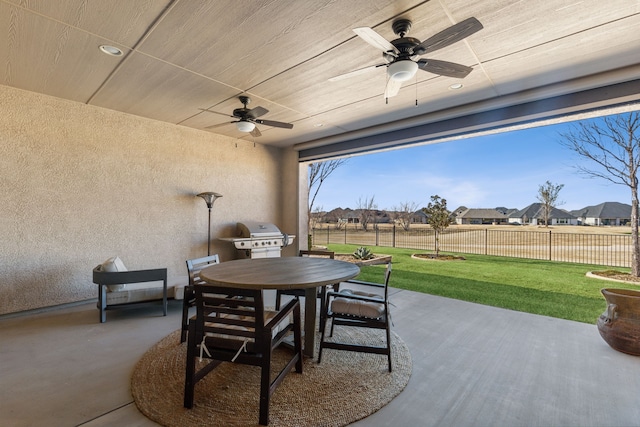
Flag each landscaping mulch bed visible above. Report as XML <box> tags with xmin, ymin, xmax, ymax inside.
<box><xmin>334</xmin><ymin>254</ymin><xmax>392</xmax><ymax>266</ymax></box>
<box><xmin>589</xmin><ymin>270</ymin><xmax>640</xmax><ymax>284</ymax></box>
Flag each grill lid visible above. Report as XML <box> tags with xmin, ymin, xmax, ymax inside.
<box><xmin>236</xmin><ymin>221</ymin><xmax>282</xmax><ymax>238</ymax></box>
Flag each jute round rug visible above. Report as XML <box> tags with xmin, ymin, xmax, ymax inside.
<box><xmin>132</xmin><ymin>327</ymin><xmax>412</xmax><ymax>427</ymax></box>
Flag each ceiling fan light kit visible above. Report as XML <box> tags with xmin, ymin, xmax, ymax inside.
<box><xmin>236</xmin><ymin>120</ymin><xmax>256</xmax><ymax>132</ymax></box>
<box><xmin>388</xmin><ymin>60</ymin><xmax>418</xmax><ymax>82</ymax></box>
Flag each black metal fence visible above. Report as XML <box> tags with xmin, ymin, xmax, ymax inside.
<box><xmin>312</xmin><ymin>226</ymin><xmax>632</xmax><ymax>267</ymax></box>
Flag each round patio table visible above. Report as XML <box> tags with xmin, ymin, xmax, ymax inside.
<box><xmin>200</xmin><ymin>256</ymin><xmax>360</xmax><ymax>357</ymax></box>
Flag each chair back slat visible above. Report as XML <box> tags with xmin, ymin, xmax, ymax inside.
<box><xmin>195</xmin><ymin>284</ymin><xmax>265</xmax><ymax>349</ymax></box>
<box><xmin>187</xmin><ymin>254</ymin><xmax>220</xmax><ymax>286</ymax></box>
<box><xmin>181</xmin><ymin>255</ymin><xmax>222</xmax><ymax>343</ymax></box>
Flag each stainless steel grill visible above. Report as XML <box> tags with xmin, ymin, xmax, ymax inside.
<box><xmin>220</xmin><ymin>221</ymin><xmax>295</xmax><ymax>259</ymax></box>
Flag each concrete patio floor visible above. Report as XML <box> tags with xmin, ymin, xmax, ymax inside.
<box><xmin>1</xmin><ymin>288</ymin><xmax>639</xmax><ymax>427</ymax></box>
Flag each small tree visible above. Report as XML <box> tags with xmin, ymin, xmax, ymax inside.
<box><xmin>423</xmin><ymin>195</ymin><xmax>450</xmax><ymax>256</ymax></box>
<box><xmin>392</xmin><ymin>201</ymin><xmax>421</xmax><ymax>231</ymax></box>
<box><xmin>356</xmin><ymin>195</ymin><xmax>377</xmax><ymax>231</ymax></box>
<box><xmin>309</xmin><ymin>205</ymin><xmax>324</xmax><ymax>230</ymax></box>
<box><xmin>536</xmin><ymin>181</ymin><xmax>564</xmax><ymax>227</ymax></box>
<box><xmin>560</xmin><ymin>113</ymin><xmax>640</xmax><ymax>276</ymax></box>
<box><xmin>307</xmin><ymin>159</ymin><xmax>347</xmax><ymax>247</ymax></box>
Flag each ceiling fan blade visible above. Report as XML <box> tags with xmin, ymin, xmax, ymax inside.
<box><xmin>328</xmin><ymin>63</ymin><xmax>386</xmax><ymax>82</ymax></box>
<box><xmin>255</xmin><ymin>118</ymin><xmax>294</xmax><ymax>129</ymax></box>
<box><xmin>248</xmin><ymin>106</ymin><xmax>268</xmax><ymax>118</ymax></box>
<box><xmin>413</xmin><ymin>17</ymin><xmax>483</xmax><ymax>55</ymax></box>
<box><xmin>384</xmin><ymin>78</ymin><xmax>402</xmax><ymax>98</ymax></box>
<box><xmin>199</xmin><ymin>108</ymin><xmax>234</xmax><ymax>118</ymax></box>
<box><xmin>418</xmin><ymin>59</ymin><xmax>473</xmax><ymax>78</ymax></box>
<box><xmin>205</xmin><ymin>121</ymin><xmax>234</xmax><ymax>130</ymax></box>
<box><xmin>250</xmin><ymin>126</ymin><xmax>262</xmax><ymax>137</ymax></box>
<box><xmin>353</xmin><ymin>27</ymin><xmax>399</xmax><ymax>54</ymax></box>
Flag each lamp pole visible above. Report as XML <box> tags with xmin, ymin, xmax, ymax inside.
<box><xmin>196</xmin><ymin>192</ymin><xmax>222</xmax><ymax>256</ymax></box>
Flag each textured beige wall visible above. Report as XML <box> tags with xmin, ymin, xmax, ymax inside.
<box><xmin>0</xmin><ymin>85</ymin><xmax>299</xmax><ymax>315</ymax></box>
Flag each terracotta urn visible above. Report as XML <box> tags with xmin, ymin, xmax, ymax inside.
<box><xmin>597</xmin><ymin>288</ymin><xmax>640</xmax><ymax>355</ymax></box>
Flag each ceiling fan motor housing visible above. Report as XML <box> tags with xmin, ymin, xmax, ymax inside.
<box><xmin>392</xmin><ymin>18</ymin><xmax>412</xmax><ymax>37</ymax></box>
<box><xmin>233</xmin><ymin>107</ymin><xmax>251</xmax><ymax>119</ymax></box>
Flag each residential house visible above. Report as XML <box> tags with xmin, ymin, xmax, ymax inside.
<box><xmin>496</xmin><ymin>206</ymin><xmax>519</xmax><ymax>216</ymax></box>
<box><xmin>455</xmin><ymin>208</ymin><xmax>509</xmax><ymax>225</ymax></box>
<box><xmin>570</xmin><ymin>202</ymin><xmax>632</xmax><ymax>226</ymax></box>
<box><xmin>410</xmin><ymin>210</ymin><xmax>429</xmax><ymax>224</ymax></box>
<box><xmin>510</xmin><ymin>203</ymin><xmax>578</xmax><ymax>225</ymax></box>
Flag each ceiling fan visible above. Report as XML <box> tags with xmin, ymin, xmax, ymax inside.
<box><xmin>200</xmin><ymin>96</ymin><xmax>293</xmax><ymax>137</ymax></box>
<box><xmin>330</xmin><ymin>17</ymin><xmax>483</xmax><ymax>99</ymax></box>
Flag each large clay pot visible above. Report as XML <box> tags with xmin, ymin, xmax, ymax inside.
<box><xmin>597</xmin><ymin>288</ymin><xmax>640</xmax><ymax>355</ymax></box>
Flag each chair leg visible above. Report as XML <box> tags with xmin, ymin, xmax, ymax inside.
<box><xmin>329</xmin><ymin>316</ymin><xmax>336</xmax><ymax>337</ymax></box>
<box><xmin>259</xmin><ymin>344</ymin><xmax>272</xmax><ymax>425</ymax></box>
<box><xmin>180</xmin><ymin>301</ymin><xmax>189</xmax><ymax>343</ymax></box>
<box><xmin>318</xmin><ymin>315</ymin><xmax>328</xmax><ymax>364</ymax></box>
<box><xmin>99</xmin><ymin>285</ymin><xmax>107</xmax><ymax>323</ymax></box>
<box><xmin>293</xmin><ymin>303</ymin><xmax>303</xmax><ymax>373</ymax></box>
<box><xmin>180</xmin><ymin>287</ymin><xmax>194</xmax><ymax>343</ymax></box>
<box><xmin>183</xmin><ymin>324</ymin><xmax>197</xmax><ymax>408</ymax></box>
<box><xmin>319</xmin><ymin>285</ymin><xmax>327</xmax><ymax>332</ymax></box>
<box><xmin>385</xmin><ymin>315</ymin><xmax>393</xmax><ymax>372</ymax></box>
<box><xmin>275</xmin><ymin>290</ymin><xmax>282</xmax><ymax>310</ymax></box>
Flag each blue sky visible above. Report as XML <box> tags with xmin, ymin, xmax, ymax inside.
<box><xmin>313</xmin><ymin>120</ymin><xmax>631</xmax><ymax>212</ymax></box>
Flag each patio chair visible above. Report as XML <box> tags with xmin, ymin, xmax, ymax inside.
<box><xmin>275</xmin><ymin>249</ymin><xmax>339</xmax><ymax>331</ymax></box>
<box><xmin>181</xmin><ymin>254</ymin><xmax>220</xmax><ymax>343</ymax></box>
<box><xmin>184</xmin><ymin>283</ymin><xmax>302</xmax><ymax>426</ymax></box>
<box><xmin>318</xmin><ymin>262</ymin><xmax>393</xmax><ymax>372</ymax></box>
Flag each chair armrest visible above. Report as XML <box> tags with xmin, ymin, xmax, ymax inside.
<box><xmin>341</xmin><ymin>279</ymin><xmax>385</xmax><ymax>289</ymax></box>
<box><xmin>326</xmin><ymin>290</ymin><xmax>385</xmax><ymax>304</ymax></box>
<box><xmin>93</xmin><ymin>266</ymin><xmax>167</xmax><ymax>285</ymax></box>
<box><xmin>265</xmin><ymin>298</ymin><xmax>299</xmax><ymax>330</ymax></box>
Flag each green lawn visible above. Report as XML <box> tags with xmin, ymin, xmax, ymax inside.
<box><xmin>328</xmin><ymin>244</ymin><xmax>640</xmax><ymax>324</ymax></box>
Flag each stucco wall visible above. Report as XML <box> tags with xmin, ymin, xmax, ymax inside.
<box><xmin>0</xmin><ymin>85</ymin><xmax>299</xmax><ymax>315</ymax></box>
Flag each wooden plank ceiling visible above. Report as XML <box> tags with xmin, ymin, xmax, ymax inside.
<box><xmin>1</xmin><ymin>0</ymin><xmax>640</xmax><ymax>158</ymax></box>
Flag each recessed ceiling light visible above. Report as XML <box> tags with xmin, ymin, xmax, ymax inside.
<box><xmin>99</xmin><ymin>45</ymin><xmax>123</xmax><ymax>56</ymax></box>
<box><xmin>314</xmin><ymin>123</ymin><xmax>324</xmax><ymax>127</ymax></box>
<box><xmin>449</xmin><ymin>83</ymin><xmax>464</xmax><ymax>90</ymax></box>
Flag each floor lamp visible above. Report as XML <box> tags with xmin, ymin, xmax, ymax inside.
<box><xmin>197</xmin><ymin>192</ymin><xmax>222</xmax><ymax>256</ymax></box>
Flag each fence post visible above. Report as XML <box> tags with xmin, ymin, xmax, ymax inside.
<box><xmin>485</xmin><ymin>228</ymin><xmax>488</xmax><ymax>255</ymax></box>
<box><xmin>344</xmin><ymin>226</ymin><xmax>347</xmax><ymax>244</ymax></box>
<box><xmin>327</xmin><ymin>226</ymin><xmax>330</xmax><ymax>245</ymax></box>
<box><xmin>392</xmin><ymin>225</ymin><xmax>396</xmax><ymax>248</ymax></box>
<box><xmin>549</xmin><ymin>230</ymin><xmax>552</xmax><ymax>261</ymax></box>
<box><xmin>376</xmin><ymin>227</ymin><xmax>379</xmax><ymax>246</ymax></box>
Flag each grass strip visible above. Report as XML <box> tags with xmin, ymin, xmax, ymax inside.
<box><xmin>328</xmin><ymin>244</ymin><xmax>639</xmax><ymax>324</ymax></box>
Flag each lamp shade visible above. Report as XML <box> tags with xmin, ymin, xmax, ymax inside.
<box><xmin>236</xmin><ymin>120</ymin><xmax>256</xmax><ymax>133</ymax></box>
<box><xmin>197</xmin><ymin>192</ymin><xmax>222</xmax><ymax>209</ymax></box>
<box><xmin>387</xmin><ymin>60</ymin><xmax>418</xmax><ymax>82</ymax></box>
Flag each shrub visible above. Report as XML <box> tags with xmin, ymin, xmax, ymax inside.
<box><xmin>353</xmin><ymin>246</ymin><xmax>374</xmax><ymax>260</ymax></box>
